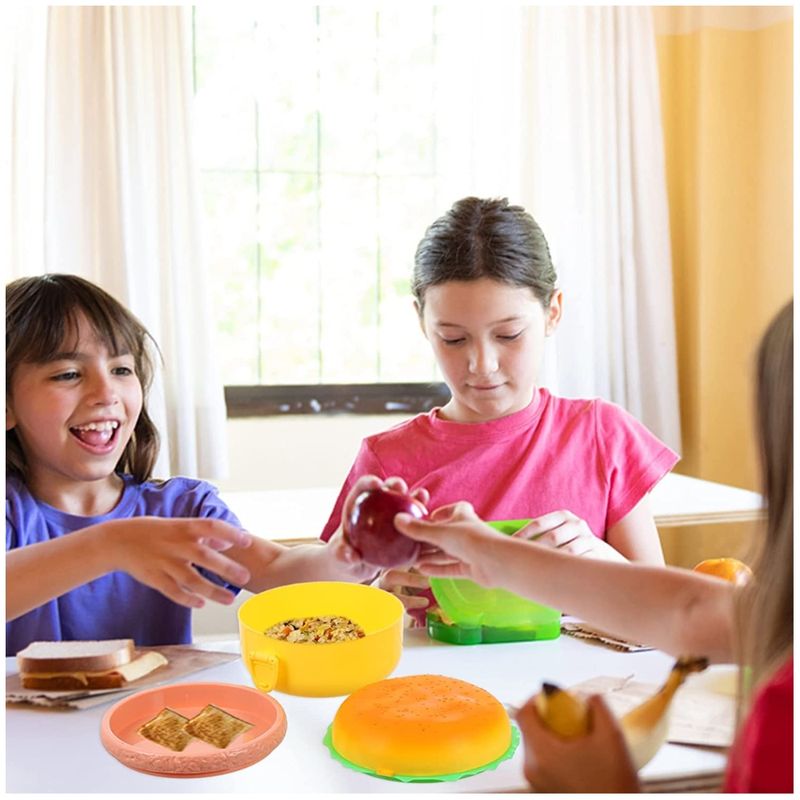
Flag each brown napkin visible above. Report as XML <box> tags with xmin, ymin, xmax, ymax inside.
<box><xmin>561</xmin><ymin>621</ymin><xmax>653</xmax><ymax>652</ymax></box>
<box><xmin>6</xmin><ymin>645</ymin><xmax>240</xmax><ymax>710</ymax></box>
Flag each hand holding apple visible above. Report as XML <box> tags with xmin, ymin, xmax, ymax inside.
<box><xmin>346</xmin><ymin>486</ymin><xmax>428</xmax><ymax>568</ymax></box>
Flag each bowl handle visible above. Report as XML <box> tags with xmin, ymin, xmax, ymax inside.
<box><xmin>248</xmin><ymin>652</ymin><xmax>279</xmax><ymax>693</ymax></box>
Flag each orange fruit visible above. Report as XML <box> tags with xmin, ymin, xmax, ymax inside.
<box><xmin>693</xmin><ymin>557</ymin><xmax>753</xmax><ymax>585</ymax></box>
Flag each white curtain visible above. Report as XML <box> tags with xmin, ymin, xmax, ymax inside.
<box><xmin>7</xmin><ymin>6</ymin><xmax>228</xmax><ymax>480</ymax></box>
<box><xmin>520</xmin><ymin>6</ymin><xmax>682</xmax><ymax>453</ymax></box>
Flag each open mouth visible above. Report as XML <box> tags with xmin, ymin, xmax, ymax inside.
<box><xmin>69</xmin><ymin>420</ymin><xmax>121</xmax><ymax>450</ymax></box>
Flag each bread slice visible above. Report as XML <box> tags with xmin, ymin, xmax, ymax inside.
<box><xmin>17</xmin><ymin>639</ymin><xmax>135</xmax><ymax>673</ymax></box>
<box><xmin>138</xmin><ymin>708</ymin><xmax>195</xmax><ymax>752</ymax></box>
<box><xmin>19</xmin><ymin>650</ymin><xmax>167</xmax><ymax>691</ymax></box>
<box><xmin>184</xmin><ymin>704</ymin><xmax>253</xmax><ymax>749</ymax></box>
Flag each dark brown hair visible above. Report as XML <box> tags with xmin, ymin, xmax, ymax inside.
<box><xmin>737</xmin><ymin>300</ymin><xmax>793</xmax><ymax>698</ymax></box>
<box><xmin>6</xmin><ymin>274</ymin><xmax>160</xmax><ymax>482</ymax></box>
<box><xmin>412</xmin><ymin>197</ymin><xmax>558</xmax><ymax>312</ymax></box>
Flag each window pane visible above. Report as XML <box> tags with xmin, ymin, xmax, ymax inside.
<box><xmin>376</xmin><ymin>9</ymin><xmax>436</xmax><ymax>178</ymax></box>
<box><xmin>193</xmin><ymin>12</ymin><xmax>256</xmax><ymax>171</ymax></box>
<box><xmin>377</xmin><ymin>175</ymin><xmax>438</xmax><ymax>382</ymax></box>
<box><xmin>254</xmin><ymin>8</ymin><xmax>318</xmax><ymax>174</ymax></box>
<box><xmin>319</xmin><ymin>174</ymin><xmax>378</xmax><ymax>382</ymax></box>
<box><xmin>318</xmin><ymin>8</ymin><xmax>377</xmax><ymax>176</ymax></box>
<box><xmin>201</xmin><ymin>171</ymin><xmax>259</xmax><ymax>383</ymax></box>
<box><xmin>258</xmin><ymin>171</ymin><xmax>321</xmax><ymax>384</ymax></box>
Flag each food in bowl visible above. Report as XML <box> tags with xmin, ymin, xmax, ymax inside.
<box><xmin>330</xmin><ymin>674</ymin><xmax>513</xmax><ymax>778</ymax></box>
<box><xmin>137</xmin><ymin>704</ymin><xmax>253</xmax><ymax>752</ymax></box>
<box><xmin>138</xmin><ymin>708</ymin><xmax>194</xmax><ymax>752</ymax></box>
<box><xmin>264</xmin><ymin>615</ymin><xmax>366</xmax><ymax>644</ymax></box>
<box><xmin>184</xmin><ymin>704</ymin><xmax>253</xmax><ymax>749</ymax></box>
<box><xmin>238</xmin><ymin>581</ymin><xmax>404</xmax><ymax>696</ymax></box>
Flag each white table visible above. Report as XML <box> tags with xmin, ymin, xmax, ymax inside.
<box><xmin>6</xmin><ymin>630</ymin><xmax>729</xmax><ymax>793</ymax></box>
<box><xmin>221</xmin><ymin>472</ymin><xmax>764</xmax><ymax>544</ymax></box>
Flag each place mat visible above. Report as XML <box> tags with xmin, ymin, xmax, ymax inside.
<box><xmin>571</xmin><ymin>673</ymin><xmax>736</xmax><ymax>748</ymax></box>
<box><xmin>6</xmin><ymin>645</ymin><xmax>241</xmax><ymax>710</ymax></box>
<box><xmin>561</xmin><ymin>622</ymin><xmax>653</xmax><ymax>652</ymax></box>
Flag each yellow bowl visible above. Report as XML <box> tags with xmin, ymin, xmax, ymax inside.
<box><xmin>238</xmin><ymin>581</ymin><xmax>404</xmax><ymax>697</ymax></box>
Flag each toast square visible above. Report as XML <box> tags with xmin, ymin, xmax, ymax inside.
<box><xmin>184</xmin><ymin>704</ymin><xmax>253</xmax><ymax>749</ymax></box>
<box><xmin>138</xmin><ymin>708</ymin><xmax>194</xmax><ymax>752</ymax></box>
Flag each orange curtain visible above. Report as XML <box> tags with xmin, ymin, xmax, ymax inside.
<box><xmin>654</xmin><ymin>7</ymin><xmax>792</xmax><ymax>491</ymax></box>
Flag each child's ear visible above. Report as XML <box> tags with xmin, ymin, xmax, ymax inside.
<box><xmin>544</xmin><ymin>290</ymin><xmax>563</xmax><ymax>336</ymax></box>
<box><xmin>6</xmin><ymin>405</ymin><xmax>17</xmax><ymax>431</ymax></box>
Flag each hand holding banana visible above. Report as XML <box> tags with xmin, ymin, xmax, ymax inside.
<box><xmin>526</xmin><ymin>656</ymin><xmax>708</xmax><ymax>774</ymax></box>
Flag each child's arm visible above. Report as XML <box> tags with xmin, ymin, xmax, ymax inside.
<box><xmin>395</xmin><ymin>502</ymin><xmax>736</xmax><ymax>662</ymax></box>
<box><xmin>231</xmin><ymin>475</ymin><xmax>414</xmax><ymax>593</ymax></box>
<box><xmin>6</xmin><ymin>517</ymin><xmax>253</xmax><ymax>621</ymax></box>
<box><xmin>605</xmin><ymin>494</ymin><xmax>665</xmax><ymax>564</ymax></box>
<box><xmin>229</xmin><ymin>530</ymin><xmax>380</xmax><ymax>594</ymax></box>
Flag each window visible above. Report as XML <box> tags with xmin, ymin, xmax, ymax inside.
<box><xmin>192</xmin><ymin>7</ymin><xmax>522</xmax><ymax>412</ymax></box>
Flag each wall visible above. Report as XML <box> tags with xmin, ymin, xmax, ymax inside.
<box><xmin>653</xmin><ymin>6</ymin><xmax>793</xmax><ymax>567</ymax></box>
<box><xmin>653</xmin><ymin>6</ymin><xmax>793</xmax><ymax>490</ymax></box>
<box><xmin>212</xmin><ymin>414</ymin><xmax>414</xmax><ymax>493</ymax></box>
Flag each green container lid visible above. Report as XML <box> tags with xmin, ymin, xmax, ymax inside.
<box><xmin>428</xmin><ymin>520</ymin><xmax>561</xmax><ymax>643</ymax></box>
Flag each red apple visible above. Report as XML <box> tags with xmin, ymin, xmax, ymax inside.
<box><xmin>346</xmin><ymin>487</ymin><xmax>427</xmax><ymax>568</ymax></box>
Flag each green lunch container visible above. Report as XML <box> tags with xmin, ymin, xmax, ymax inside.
<box><xmin>427</xmin><ymin>519</ymin><xmax>562</xmax><ymax>645</ymax></box>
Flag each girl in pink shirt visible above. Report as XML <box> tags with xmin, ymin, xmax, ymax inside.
<box><xmin>396</xmin><ymin>301</ymin><xmax>793</xmax><ymax>793</ymax></box>
<box><xmin>322</xmin><ymin>197</ymin><xmax>677</xmax><ymax>617</ymax></box>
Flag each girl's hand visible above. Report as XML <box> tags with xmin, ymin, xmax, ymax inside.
<box><xmin>104</xmin><ymin>517</ymin><xmax>253</xmax><ymax>608</ymax></box>
<box><xmin>337</xmin><ymin>474</ymin><xmax>431</xmax><ymax>565</ymax></box>
<box><xmin>514</xmin><ymin>511</ymin><xmax>627</xmax><ymax>562</ymax></box>
<box><xmin>393</xmin><ymin>501</ymin><xmax>503</xmax><ymax>586</ymax></box>
<box><xmin>377</xmin><ymin>567</ymin><xmax>432</xmax><ymax>625</ymax></box>
<box><xmin>324</xmin><ymin>526</ymin><xmax>383</xmax><ymax>583</ymax></box>
<box><xmin>516</xmin><ymin>693</ymin><xmax>640</xmax><ymax>793</ymax></box>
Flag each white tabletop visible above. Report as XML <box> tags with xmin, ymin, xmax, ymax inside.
<box><xmin>6</xmin><ymin>630</ymin><xmax>729</xmax><ymax>793</ymax></box>
<box><xmin>220</xmin><ymin>472</ymin><xmax>764</xmax><ymax>543</ymax></box>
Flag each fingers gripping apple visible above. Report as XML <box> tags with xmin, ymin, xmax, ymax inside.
<box><xmin>346</xmin><ymin>488</ymin><xmax>427</xmax><ymax>568</ymax></box>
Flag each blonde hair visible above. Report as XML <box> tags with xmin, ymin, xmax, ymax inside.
<box><xmin>737</xmin><ymin>300</ymin><xmax>793</xmax><ymax>705</ymax></box>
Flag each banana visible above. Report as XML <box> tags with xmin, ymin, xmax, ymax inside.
<box><xmin>533</xmin><ymin>656</ymin><xmax>708</xmax><ymax>770</ymax></box>
<box><xmin>534</xmin><ymin>682</ymin><xmax>591</xmax><ymax>737</ymax></box>
<box><xmin>619</xmin><ymin>656</ymin><xmax>708</xmax><ymax>769</ymax></box>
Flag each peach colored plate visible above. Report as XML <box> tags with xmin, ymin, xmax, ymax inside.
<box><xmin>101</xmin><ymin>682</ymin><xmax>287</xmax><ymax>777</ymax></box>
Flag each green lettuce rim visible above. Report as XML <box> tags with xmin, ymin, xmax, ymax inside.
<box><xmin>322</xmin><ymin>722</ymin><xmax>520</xmax><ymax>783</ymax></box>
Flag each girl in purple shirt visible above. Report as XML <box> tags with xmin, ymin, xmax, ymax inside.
<box><xmin>6</xmin><ymin>275</ymin><xmax>402</xmax><ymax>654</ymax></box>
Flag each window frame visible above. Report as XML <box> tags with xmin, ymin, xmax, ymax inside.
<box><xmin>225</xmin><ymin>382</ymin><xmax>451</xmax><ymax>417</ymax></box>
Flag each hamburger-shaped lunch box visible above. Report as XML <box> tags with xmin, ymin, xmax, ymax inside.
<box><xmin>324</xmin><ymin>673</ymin><xmax>519</xmax><ymax>782</ymax></box>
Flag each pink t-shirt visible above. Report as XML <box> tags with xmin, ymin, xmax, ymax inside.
<box><xmin>321</xmin><ymin>388</ymin><xmax>679</xmax><ymax>542</ymax></box>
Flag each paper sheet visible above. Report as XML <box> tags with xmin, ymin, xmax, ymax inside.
<box><xmin>6</xmin><ymin>645</ymin><xmax>241</xmax><ymax>710</ymax></box>
<box><xmin>570</xmin><ymin>668</ymin><xmax>737</xmax><ymax>748</ymax></box>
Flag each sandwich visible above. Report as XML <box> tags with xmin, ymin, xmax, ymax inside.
<box><xmin>16</xmin><ymin>639</ymin><xmax>168</xmax><ymax>691</ymax></box>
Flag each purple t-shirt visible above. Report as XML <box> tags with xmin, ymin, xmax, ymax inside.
<box><xmin>6</xmin><ymin>474</ymin><xmax>243</xmax><ymax>655</ymax></box>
